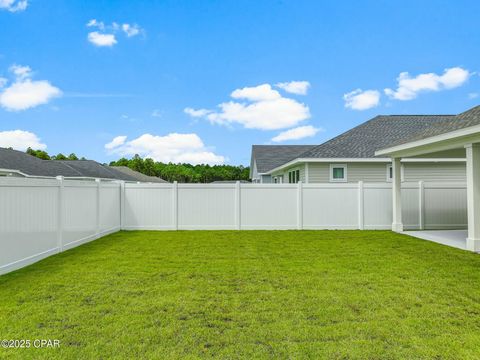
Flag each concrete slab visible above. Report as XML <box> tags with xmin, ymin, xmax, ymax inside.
<box><xmin>403</xmin><ymin>230</ymin><xmax>467</xmax><ymax>250</ymax></box>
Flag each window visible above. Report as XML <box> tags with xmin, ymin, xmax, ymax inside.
<box><xmin>288</xmin><ymin>169</ymin><xmax>301</xmax><ymax>183</ymax></box>
<box><xmin>387</xmin><ymin>164</ymin><xmax>393</xmax><ymax>182</ymax></box>
<box><xmin>387</xmin><ymin>164</ymin><xmax>404</xmax><ymax>182</ymax></box>
<box><xmin>330</xmin><ymin>164</ymin><xmax>347</xmax><ymax>182</ymax></box>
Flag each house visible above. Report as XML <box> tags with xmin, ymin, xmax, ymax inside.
<box><xmin>252</xmin><ymin>113</ymin><xmax>467</xmax><ymax>184</ymax></box>
<box><xmin>375</xmin><ymin>105</ymin><xmax>480</xmax><ymax>251</ymax></box>
<box><xmin>250</xmin><ymin>145</ymin><xmax>316</xmax><ymax>183</ymax></box>
<box><xmin>0</xmin><ymin>147</ymin><xmax>166</xmax><ymax>183</ymax></box>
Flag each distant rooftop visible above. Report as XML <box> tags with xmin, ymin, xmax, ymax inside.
<box><xmin>0</xmin><ymin>148</ymin><xmax>166</xmax><ymax>182</ymax></box>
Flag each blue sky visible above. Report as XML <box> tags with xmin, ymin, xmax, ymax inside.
<box><xmin>1</xmin><ymin>0</ymin><xmax>480</xmax><ymax>165</ymax></box>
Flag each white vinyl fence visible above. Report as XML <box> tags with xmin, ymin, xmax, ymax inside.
<box><xmin>0</xmin><ymin>178</ymin><xmax>467</xmax><ymax>275</ymax></box>
<box><xmin>0</xmin><ymin>177</ymin><xmax>121</xmax><ymax>275</ymax></box>
<box><xmin>123</xmin><ymin>181</ymin><xmax>467</xmax><ymax>231</ymax></box>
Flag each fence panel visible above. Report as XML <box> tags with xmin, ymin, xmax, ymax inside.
<box><xmin>424</xmin><ymin>183</ymin><xmax>467</xmax><ymax>229</ymax></box>
<box><xmin>124</xmin><ymin>184</ymin><xmax>174</xmax><ymax>229</ymax></box>
<box><xmin>303</xmin><ymin>184</ymin><xmax>359</xmax><ymax>229</ymax></box>
<box><xmin>178</xmin><ymin>184</ymin><xmax>236</xmax><ymax>229</ymax></box>
<box><xmin>0</xmin><ymin>177</ymin><xmax>120</xmax><ymax>275</ymax></box>
<box><xmin>240</xmin><ymin>184</ymin><xmax>298</xmax><ymax>229</ymax></box>
<box><xmin>0</xmin><ymin>178</ymin><xmax>59</xmax><ymax>274</ymax></box>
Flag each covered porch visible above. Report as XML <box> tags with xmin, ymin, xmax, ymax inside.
<box><xmin>377</xmin><ymin>123</ymin><xmax>480</xmax><ymax>252</ymax></box>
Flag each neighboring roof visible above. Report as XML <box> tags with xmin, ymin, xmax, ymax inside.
<box><xmin>109</xmin><ymin>166</ymin><xmax>167</xmax><ymax>183</ymax></box>
<box><xmin>250</xmin><ymin>145</ymin><xmax>316</xmax><ymax>174</ymax></box>
<box><xmin>298</xmin><ymin>115</ymin><xmax>455</xmax><ymax>159</ymax></box>
<box><xmin>0</xmin><ymin>148</ymin><xmax>82</xmax><ymax>177</ymax></box>
<box><xmin>384</xmin><ymin>105</ymin><xmax>480</xmax><ymax>148</ymax></box>
<box><xmin>59</xmin><ymin>160</ymin><xmax>138</xmax><ymax>180</ymax></box>
<box><xmin>0</xmin><ymin>148</ymin><xmax>162</xmax><ymax>182</ymax></box>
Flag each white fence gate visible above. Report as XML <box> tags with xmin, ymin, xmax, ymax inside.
<box><xmin>0</xmin><ymin>178</ymin><xmax>467</xmax><ymax>275</ymax></box>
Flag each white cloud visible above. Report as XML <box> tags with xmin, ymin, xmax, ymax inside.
<box><xmin>87</xmin><ymin>32</ymin><xmax>117</xmax><ymax>47</ymax></box>
<box><xmin>122</xmin><ymin>23</ymin><xmax>141</xmax><ymax>37</ymax></box>
<box><xmin>105</xmin><ymin>135</ymin><xmax>127</xmax><ymax>150</ymax></box>
<box><xmin>10</xmin><ymin>64</ymin><xmax>32</xmax><ymax>80</ymax></box>
<box><xmin>184</xmin><ymin>107</ymin><xmax>211</xmax><ymax>117</ymax></box>
<box><xmin>185</xmin><ymin>83</ymin><xmax>311</xmax><ymax>130</ymax></box>
<box><xmin>0</xmin><ymin>77</ymin><xmax>7</xmax><ymax>88</ymax></box>
<box><xmin>0</xmin><ymin>65</ymin><xmax>61</xmax><ymax>111</ymax></box>
<box><xmin>86</xmin><ymin>19</ymin><xmax>105</xmax><ymax>30</ymax></box>
<box><xmin>276</xmin><ymin>81</ymin><xmax>310</xmax><ymax>95</ymax></box>
<box><xmin>271</xmin><ymin>125</ymin><xmax>321</xmax><ymax>142</ymax></box>
<box><xmin>86</xmin><ymin>20</ymin><xmax>143</xmax><ymax>47</ymax></box>
<box><xmin>231</xmin><ymin>84</ymin><xmax>281</xmax><ymax>101</ymax></box>
<box><xmin>469</xmin><ymin>92</ymin><xmax>479</xmax><ymax>99</ymax></box>
<box><xmin>105</xmin><ymin>133</ymin><xmax>225</xmax><ymax>165</ymax></box>
<box><xmin>0</xmin><ymin>0</ymin><xmax>27</xmax><ymax>12</ymax></box>
<box><xmin>344</xmin><ymin>89</ymin><xmax>380</xmax><ymax>110</ymax></box>
<box><xmin>0</xmin><ymin>130</ymin><xmax>46</xmax><ymax>150</ymax></box>
<box><xmin>385</xmin><ymin>67</ymin><xmax>470</xmax><ymax>101</ymax></box>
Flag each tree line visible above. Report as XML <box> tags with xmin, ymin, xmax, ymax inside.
<box><xmin>26</xmin><ymin>148</ymin><xmax>85</xmax><ymax>161</ymax></box>
<box><xmin>110</xmin><ymin>155</ymin><xmax>250</xmax><ymax>183</ymax></box>
<box><xmin>25</xmin><ymin>148</ymin><xmax>250</xmax><ymax>183</ymax></box>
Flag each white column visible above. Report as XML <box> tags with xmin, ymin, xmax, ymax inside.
<box><xmin>392</xmin><ymin>157</ymin><xmax>403</xmax><ymax>232</ymax></box>
<box><xmin>465</xmin><ymin>144</ymin><xmax>480</xmax><ymax>251</ymax></box>
<box><xmin>56</xmin><ymin>176</ymin><xmax>64</xmax><ymax>252</ymax></box>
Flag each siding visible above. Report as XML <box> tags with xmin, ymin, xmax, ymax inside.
<box><xmin>403</xmin><ymin>162</ymin><xmax>466</xmax><ymax>182</ymax></box>
<box><xmin>309</xmin><ymin>162</ymin><xmax>387</xmax><ymax>183</ymax></box>
<box><xmin>308</xmin><ymin>161</ymin><xmax>466</xmax><ymax>183</ymax></box>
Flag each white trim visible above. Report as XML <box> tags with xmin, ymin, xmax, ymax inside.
<box><xmin>329</xmin><ymin>164</ymin><xmax>347</xmax><ymax>182</ymax></box>
<box><xmin>266</xmin><ymin>156</ymin><xmax>465</xmax><ymax>175</ymax></box>
<box><xmin>305</xmin><ymin>162</ymin><xmax>309</xmax><ymax>184</ymax></box>
<box><xmin>267</xmin><ymin>157</ymin><xmax>391</xmax><ymax>174</ymax></box>
<box><xmin>287</xmin><ymin>167</ymin><xmax>301</xmax><ymax>183</ymax></box>
<box><xmin>375</xmin><ymin>124</ymin><xmax>480</xmax><ymax>157</ymax></box>
<box><xmin>400</xmin><ymin>158</ymin><xmax>466</xmax><ymax>163</ymax></box>
<box><xmin>386</xmin><ymin>164</ymin><xmax>393</xmax><ymax>182</ymax></box>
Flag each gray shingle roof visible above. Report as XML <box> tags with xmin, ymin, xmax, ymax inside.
<box><xmin>0</xmin><ymin>148</ymin><xmax>161</xmax><ymax>182</ymax></box>
<box><xmin>298</xmin><ymin>115</ymin><xmax>456</xmax><ymax>159</ymax></box>
<box><xmin>0</xmin><ymin>148</ymin><xmax>82</xmax><ymax>177</ymax></box>
<box><xmin>385</xmin><ymin>105</ymin><xmax>480</xmax><ymax>148</ymax></box>
<box><xmin>251</xmin><ymin>145</ymin><xmax>316</xmax><ymax>173</ymax></box>
<box><xmin>109</xmin><ymin>166</ymin><xmax>167</xmax><ymax>183</ymax></box>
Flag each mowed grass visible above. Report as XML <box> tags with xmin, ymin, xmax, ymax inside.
<box><xmin>1</xmin><ymin>231</ymin><xmax>480</xmax><ymax>359</ymax></box>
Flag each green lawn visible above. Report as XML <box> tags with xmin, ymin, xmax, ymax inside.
<box><xmin>1</xmin><ymin>231</ymin><xmax>480</xmax><ymax>359</ymax></box>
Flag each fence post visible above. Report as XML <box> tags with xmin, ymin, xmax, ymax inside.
<box><xmin>95</xmin><ymin>178</ymin><xmax>101</xmax><ymax>237</ymax></box>
<box><xmin>235</xmin><ymin>181</ymin><xmax>241</xmax><ymax>230</ymax></box>
<box><xmin>358</xmin><ymin>181</ymin><xmax>364</xmax><ymax>230</ymax></box>
<box><xmin>173</xmin><ymin>181</ymin><xmax>178</xmax><ymax>230</ymax></box>
<box><xmin>56</xmin><ymin>176</ymin><xmax>64</xmax><ymax>252</ymax></box>
<box><xmin>119</xmin><ymin>181</ymin><xmax>125</xmax><ymax>230</ymax></box>
<box><xmin>419</xmin><ymin>180</ymin><xmax>425</xmax><ymax>230</ymax></box>
<box><xmin>297</xmin><ymin>181</ymin><xmax>303</xmax><ymax>230</ymax></box>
